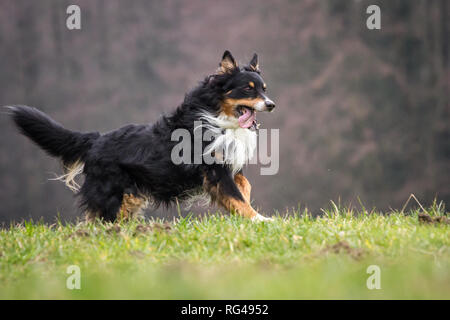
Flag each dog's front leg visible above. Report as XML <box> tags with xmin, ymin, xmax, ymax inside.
<box><xmin>203</xmin><ymin>167</ymin><xmax>271</xmax><ymax>221</ymax></box>
<box><xmin>234</xmin><ymin>172</ymin><xmax>272</xmax><ymax>222</ymax></box>
<box><xmin>234</xmin><ymin>172</ymin><xmax>251</xmax><ymax>203</ymax></box>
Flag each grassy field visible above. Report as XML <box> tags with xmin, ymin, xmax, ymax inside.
<box><xmin>0</xmin><ymin>203</ymin><xmax>449</xmax><ymax>299</ymax></box>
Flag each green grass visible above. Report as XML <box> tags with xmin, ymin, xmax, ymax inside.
<box><xmin>0</xmin><ymin>203</ymin><xmax>449</xmax><ymax>299</ymax></box>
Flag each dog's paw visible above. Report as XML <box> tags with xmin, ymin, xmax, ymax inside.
<box><xmin>251</xmin><ymin>213</ymin><xmax>274</xmax><ymax>222</ymax></box>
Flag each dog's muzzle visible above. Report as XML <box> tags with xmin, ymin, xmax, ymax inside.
<box><xmin>254</xmin><ymin>98</ymin><xmax>276</xmax><ymax>112</ymax></box>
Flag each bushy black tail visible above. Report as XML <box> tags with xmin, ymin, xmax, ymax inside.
<box><xmin>8</xmin><ymin>105</ymin><xmax>100</xmax><ymax>165</ymax></box>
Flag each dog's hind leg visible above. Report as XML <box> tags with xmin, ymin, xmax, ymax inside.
<box><xmin>83</xmin><ymin>193</ymin><xmax>123</xmax><ymax>222</ymax></box>
<box><xmin>80</xmin><ymin>175</ymin><xmax>124</xmax><ymax>222</ymax></box>
<box><xmin>118</xmin><ymin>193</ymin><xmax>149</xmax><ymax>220</ymax></box>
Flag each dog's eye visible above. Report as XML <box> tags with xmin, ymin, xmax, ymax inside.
<box><xmin>244</xmin><ymin>86</ymin><xmax>252</xmax><ymax>91</ymax></box>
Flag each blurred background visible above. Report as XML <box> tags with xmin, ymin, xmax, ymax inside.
<box><xmin>0</xmin><ymin>0</ymin><xmax>448</xmax><ymax>223</ymax></box>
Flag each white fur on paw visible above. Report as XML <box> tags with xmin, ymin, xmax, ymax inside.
<box><xmin>251</xmin><ymin>213</ymin><xmax>274</xmax><ymax>222</ymax></box>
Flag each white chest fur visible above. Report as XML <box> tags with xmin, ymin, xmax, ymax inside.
<box><xmin>200</xmin><ymin>113</ymin><xmax>257</xmax><ymax>175</ymax></box>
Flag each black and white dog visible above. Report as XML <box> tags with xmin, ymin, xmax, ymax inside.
<box><xmin>9</xmin><ymin>51</ymin><xmax>276</xmax><ymax>222</ymax></box>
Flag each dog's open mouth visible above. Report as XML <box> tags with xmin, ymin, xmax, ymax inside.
<box><xmin>236</xmin><ymin>105</ymin><xmax>258</xmax><ymax>130</ymax></box>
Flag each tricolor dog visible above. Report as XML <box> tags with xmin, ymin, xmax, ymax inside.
<box><xmin>9</xmin><ymin>51</ymin><xmax>276</xmax><ymax>222</ymax></box>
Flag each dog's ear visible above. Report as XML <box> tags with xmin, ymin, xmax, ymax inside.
<box><xmin>218</xmin><ymin>50</ymin><xmax>238</xmax><ymax>74</ymax></box>
<box><xmin>248</xmin><ymin>53</ymin><xmax>260</xmax><ymax>72</ymax></box>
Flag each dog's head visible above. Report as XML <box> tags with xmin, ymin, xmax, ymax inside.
<box><xmin>211</xmin><ymin>50</ymin><xmax>275</xmax><ymax>130</ymax></box>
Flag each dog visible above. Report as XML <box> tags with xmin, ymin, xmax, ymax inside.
<box><xmin>9</xmin><ymin>51</ymin><xmax>276</xmax><ymax>222</ymax></box>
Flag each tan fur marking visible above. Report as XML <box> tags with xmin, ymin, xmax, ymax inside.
<box><xmin>84</xmin><ymin>210</ymin><xmax>99</xmax><ymax>222</ymax></box>
<box><xmin>249</xmin><ymin>81</ymin><xmax>255</xmax><ymax>88</ymax></box>
<box><xmin>220</xmin><ymin>97</ymin><xmax>265</xmax><ymax>116</ymax></box>
<box><xmin>234</xmin><ymin>173</ymin><xmax>251</xmax><ymax>203</ymax></box>
<box><xmin>220</xmin><ymin>99</ymin><xmax>235</xmax><ymax>116</ymax></box>
<box><xmin>221</xmin><ymin>196</ymin><xmax>257</xmax><ymax>219</ymax></box>
<box><xmin>118</xmin><ymin>194</ymin><xmax>149</xmax><ymax>220</ymax></box>
<box><xmin>203</xmin><ymin>175</ymin><xmax>257</xmax><ymax>219</ymax></box>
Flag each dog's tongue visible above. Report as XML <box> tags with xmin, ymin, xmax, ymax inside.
<box><xmin>238</xmin><ymin>108</ymin><xmax>255</xmax><ymax>128</ymax></box>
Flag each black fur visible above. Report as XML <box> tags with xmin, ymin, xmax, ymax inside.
<box><xmin>8</xmin><ymin>51</ymin><xmax>274</xmax><ymax>221</ymax></box>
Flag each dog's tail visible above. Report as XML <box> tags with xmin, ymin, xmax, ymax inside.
<box><xmin>8</xmin><ymin>105</ymin><xmax>100</xmax><ymax>167</ymax></box>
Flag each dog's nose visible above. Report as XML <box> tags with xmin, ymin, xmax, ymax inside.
<box><xmin>265</xmin><ymin>100</ymin><xmax>275</xmax><ymax>112</ymax></box>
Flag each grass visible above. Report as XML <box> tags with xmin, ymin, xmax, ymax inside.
<box><xmin>0</xmin><ymin>202</ymin><xmax>449</xmax><ymax>299</ymax></box>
